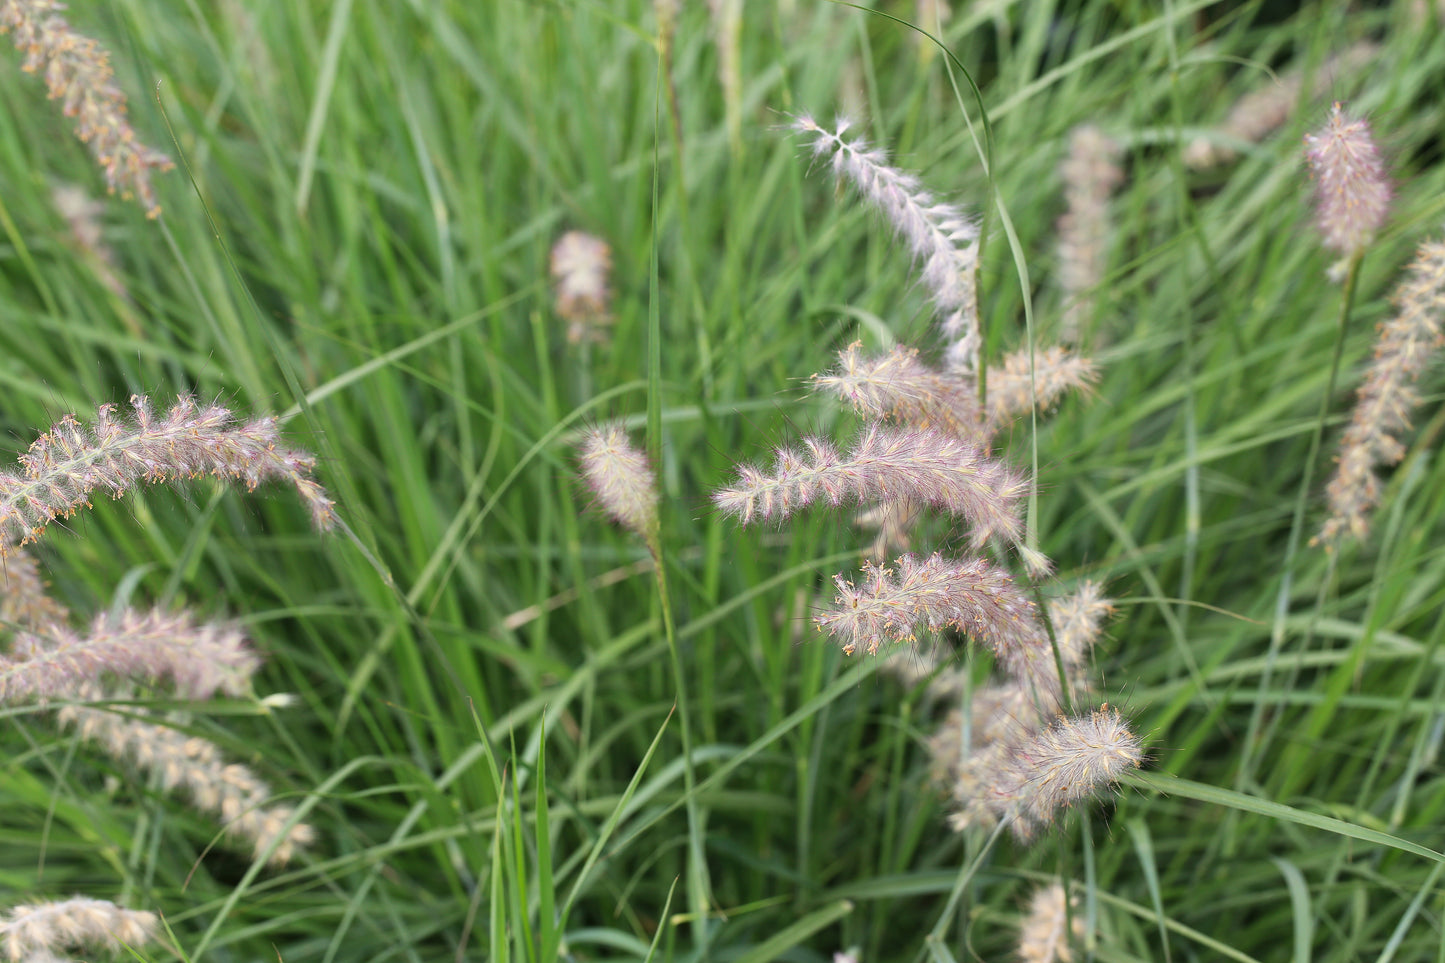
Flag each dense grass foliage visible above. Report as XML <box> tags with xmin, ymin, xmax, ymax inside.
<box><xmin>2</xmin><ymin>1</ymin><xmax>1445</xmax><ymax>960</ymax></box>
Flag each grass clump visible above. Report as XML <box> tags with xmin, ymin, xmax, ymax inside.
<box><xmin>1</xmin><ymin>2</ymin><xmax>1445</xmax><ymax>961</ymax></box>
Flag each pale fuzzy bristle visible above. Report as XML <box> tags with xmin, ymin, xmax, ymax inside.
<box><xmin>0</xmin><ymin>896</ymin><xmax>158</xmax><ymax>961</ymax></box>
<box><xmin>1046</xmin><ymin>581</ymin><xmax>1114</xmax><ymax>673</ymax></box>
<box><xmin>792</xmin><ymin>114</ymin><xmax>981</xmax><ymax>370</ymax></box>
<box><xmin>58</xmin><ymin>681</ymin><xmax>314</xmax><ymax>865</ymax></box>
<box><xmin>1316</xmin><ymin>238</ymin><xmax>1445</xmax><ymax>548</ymax></box>
<box><xmin>0</xmin><ymin>607</ymin><xmax>261</xmax><ymax>705</ymax></box>
<box><xmin>1303</xmin><ymin>103</ymin><xmax>1390</xmax><ymax>261</ymax></box>
<box><xmin>714</xmin><ymin>424</ymin><xmax>1029</xmax><ymax>550</ymax></box>
<box><xmin>815</xmin><ymin>554</ymin><xmax>1062</xmax><ymax>703</ymax></box>
<box><xmin>0</xmin><ymin>0</ymin><xmax>174</xmax><ymax>215</ymax></box>
<box><xmin>0</xmin><ymin>395</ymin><xmax>335</xmax><ymax>557</ymax></box>
<box><xmin>578</xmin><ymin>422</ymin><xmax>660</xmax><ymax>541</ymax></box>
<box><xmin>813</xmin><ymin>342</ymin><xmax>984</xmax><ymax>442</ymax></box>
<box><xmin>550</xmin><ymin>230</ymin><xmax>614</xmax><ymax>344</ymax></box>
<box><xmin>1018</xmin><ymin>882</ymin><xmax>1083</xmax><ymax>963</ymax></box>
<box><xmin>1056</xmin><ymin>125</ymin><xmax>1123</xmax><ymax>343</ymax></box>
<box><xmin>986</xmin><ymin>346</ymin><xmax>1098</xmax><ymax>430</ymax></box>
<box><xmin>0</xmin><ymin>547</ymin><xmax>70</xmax><ymax>633</ymax></box>
<box><xmin>1183</xmin><ymin>43</ymin><xmax>1379</xmax><ymax>169</ymax></box>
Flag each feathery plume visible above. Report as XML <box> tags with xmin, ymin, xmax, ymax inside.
<box><xmin>551</xmin><ymin>230</ymin><xmax>615</xmax><ymax>345</ymax></box>
<box><xmin>1303</xmin><ymin>102</ymin><xmax>1390</xmax><ymax>263</ymax></box>
<box><xmin>813</xmin><ymin>342</ymin><xmax>984</xmax><ymax>441</ymax></box>
<box><xmin>1317</xmin><ymin>238</ymin><xmax>1445</xmax><ymax>547</ymax></box>
<box><xmin>968</xmin><ymin>706</ymin><xmax>1142</xmax><ymax>841</ymax></box>
<box><xmin>58</xmin><ymin>681</ymin><xmax>313</xmax><ymax>864</ymax></box>
<box><xmin>0</xmin><ymin>394</ymin><xmax>335</xmax><ymax>556</ymax></box>
<box><xmin>814</xmin><ymin>553</ymin><xmax>1060</xmax><ymax>700</ymax></box>
<box><xmin>1</xmin><ymin>547</ymin><xmax>69</xmax><ymax>632</ymax></box>
<box><xmin>1047</xmin><ymin>581</ymin><xmax>1112</xmax><ymax>672</ymax></box>
<box><xmin>0</xmin><ymin>896</ymin><xmax>157</xmax><ymax>961</ymax></box>
<box><xmin>578</xmin><ymin>422</ymin><xmax>660</xmax><ymax>542</ymax></box>
<box><xmin>0</xmin><ymin>0</ymin><xmax>174</xmax><ymax>216</ymax></box>
<box><xmin>1182</xmin><ymin>43</ymin><xmax>1379</xmax><ymax>169</ymax></box>
<box><xmin>792</xmin><ymin>115</ymin><xmax>982</xmax><ymax>370</ymax></box>
<box><xmin>714</xmin><ymin>425</ymin><xmax>1028</xmax><ymax>548</ymax></box>
<box><xmin>986</xmin><ymin>346</ymin><xmax>1098</xmax><ymax>430</ymax></box>
<box><xmin>1056</xmin><ymin>125</ymin><xmax>1123</xmax><ymax>343</ymax></box>
<box><xmin>0</xmin><ymin>607</ymin><xmax>260</xmax><ymax>704</ymax></box>
<box><xmin>1018</xmin><ymin>882</ymin><xmax>1082</xmax><ymax>963</ymax></box>
<box><xmin>52</xmin><ymin>183</ymin><xmax>128</xmax><ymax>300</ymax></box>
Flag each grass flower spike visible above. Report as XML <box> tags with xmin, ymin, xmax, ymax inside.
<box><xmin>1056</xmin><ymin>125</ymin><xmax>1123</xmax><ymax>343</ymax></box>
<box><xmin>0</xmin><ymin>607</ymin><xmax>260</xmax><ymax>704</ymax></box>
<box><xmin>551</xmin><ymin>230</ymin><xmax>614</xmax><ymax>345</ymax></box>
<box><xmin>1303</xmin><ymin>103</ymin><xmax>1390</xmax><ymax>262</ymax></box>
<box><xmin>578</xmin><ymin>422</ymin><xmax>659</xmax><ymax>542</ymax></box>
<box><xmin>1317</xmin><ymin>237</ymin><xmax>1445</xmax><ymax>547</ymax></box>
<box><xmin>58</xmin><ymin>681</ymin><xmax>314</xmax><ymax>865</ymax></box>
<box><xmin>714</xmin><ymin>425</ymin><xmax>1028</xmax><ymax>548</ymax></box>
<box><xmin>812</xmin><ymin>342</ymin><xmax>983</xmax><ymax>441</ymax></box>
<box><xmin>0</xmin><ymin>394</ymin><xmax>335</xmax><ymax>555</ymax></box>
<box><xmin>0</xmin><ymin>897</ymin><xmax>157</xmax><ymax>961</ymax></box>
<box><xmin>1018</xmin><ymin>882</ymin><xmax>1082</xmax><ymax>963</ymax></box>
<box><xmin>0</xmin><ymin>0</ymin><xmax>174</xmax><ymax>216</ymax></box>
<box><xmin>793</xmin><ymin>114</ymin><xmax>982</xmax><ymax>369</ymax></box>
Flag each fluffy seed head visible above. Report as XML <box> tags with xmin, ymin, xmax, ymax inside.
<box><xmin>1018</xmin><ymin>882</ymin><xmax>1083</xmax><ymax>963</ymax></box>
<box><xmin>0</xmin><ymin>395</ymin><xmax>335</xmax><ymax>556</ymax></box>
<box><xmin>0</xmin><ymin>897</ymin><xmax>157</xmax><ymax>961</ymax></box>
<box><xmin>0</xmin><ymin>607</ymin><xmax>261</xmax><ymax>704</ymax></box>
<box><xmin>59</xmin><ymin>681</ymin><xmax>314</xmax><ymax>864</ymax></box>
<box><xmin>1303</xmin><ymin>103</ymin><xmax>1390</xmax><ymax>260</ymax></box>
<box><xmin>714</xmin><ymin>424</ymin><xmax>1029</xmax><ymax>550</ymax></box>
<box><xmin>1316</xmin><ymin>237</ymin><xmax>1445</xmax><ymax>547</ymax></box>
<box><xmin>792</xmin><ymin>114</ymin><xmax>981</xmax><ymax>369</ymax></box>
<box><xmin>813</xmin><ymin>342</ymin><xmax>984</xmax><ymax>441</ymax></box>
<box><xmin>0</xmin><ymin>0</ymin><xmax>175</xmax><ymax>216</ymax></box>
<box><xmin>578</xmin><ymin>423</ymin><xmax>659</xmax><ymax>540</ymax></box>
<box><xmin>987</xmin><ymin>346</ymin><xmax>1098</xmax><ymax>431</ymax></box>
<box><xmin>815</xmin><ymin>553</ymin><xmax>1061</xmax><ymax>702</ymax></box>
<box><xmin>551</xmin><ymin>230</ymin><xmax>614</xmax><ymax>344</ymax></box>
<box><xmin>1056</xmin><ymin>125</ymin><xmax>1123</xmax><ymax>342</ymax></box>
<box><xmin>987</xmin><ymin>706</ymin><xmax>1142</xmax><ymax>841</ymax></box>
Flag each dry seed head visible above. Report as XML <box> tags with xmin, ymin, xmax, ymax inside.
<box><xmin>1018</xmin><ymin>882</ymin><xmax>1083</xmax><ymax>963</ymax></box>
<box><xmin>814</xmin><ymin>553</ymin><xmax>1062</xmax><ymax>703</ymax></box>
<box><xmin>813</xmin><ymin>342</ymin><xmax>984</xmax><ymax>441</ymax></box>
<box><xmin>0</xmin><ymin>395</ymin><xmax>334</xmax><ymax>557</ymax></box>
<box><xmin>578</xmin><ymin>422</ymin><xmax>659</xmax><ymax>541</ymax></box>
<box><xmin>0</xmin><ymin>0</ymin><xmax>174</xmax><ymax>216</ymax></box>
<box><xmin>1056</xmin><ymin>125</ymin><xmax>1123</xmax><ymax>343</ymax></box>
<box><xmin>1303</xmin><ymin>103</ymin><xmax>1390</xmax><ymax>261</ymax></box>
<box><xmin>987</xmin><ymin>346</ymin><xmax>1098</xmax><ymax>431</ymax></box>
<box><xmin>791</xmin><ymin>114</ymin><xmax>982</xmax><ymax>370</ymax></box>
<box><xmin>550</xmin><ymin>230</ymin><xmax>614</xmax><ymax>344</ymax></box>
<box><xmin>714</xmin><ymin>424</ymin><xmax>1028</xmax><ymax>550</ymax></box>
<box><xmin>0</xmin><ymin>547</ymin><xmax>69</xmax><ymax>632</ymax></box>
<box><xmin>986</xmin><ymin>706</ymin><xmax>1142</xmax><ymax>841</ymax></box>
<box><xmin>0</xmin><ymin>607</ymin><xmax>260</xmax><ymax>704</ymax></box>
<box><xmin>59</xmin><ymin>681</ymin><xmax>313</xmax><ymax>865</ymax></box>
<box><xmin>0</xmin><ymin>896</ymin><xmax>157</xmax><ymax>962</ymax></box>
<box><xmin>1183</xmin><ymin>43</ymin><xmax>1379</xmax><ymax>169</ymax></box>
<box><xmin>1316</xmin><ymin>237</ymin><xmax>1445</xmax><ymax>547</ymax></box>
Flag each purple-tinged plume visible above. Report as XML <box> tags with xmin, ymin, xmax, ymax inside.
<box><xmin>812</xmin><ymin>342</ymin><xmax>984</xmax><ymax>442</ymax></box>
<box><xmin>792</xmin><ymin>114</ymin><xmax>981</xmax><ymax>370</ymax></box>
<box><xmin>1303</xmin><ymin>103</ymin><xmax>1390</xmax><ymax>262</ymax></box>
<box><xmin>714</xmin><ymin>425</ymin><xmax>1028</xmax><ymax>549</ymax></box>
<box><xmin>578</xmin><ymin>422</ymin><xmax>660</xmax><ymax>542</ymax></box>
<box><xmin>0</xmin><ymin>395</ymin><xmax>335</xmax><ymax>556</ymax></box>
<box><xmin>0</xmin><ymin>607</ymin><xmax>260</xmax><ymax>704</ymax></box>
<box><xmin>0</xmin><ymin>0</ymin><xmax>174</xmax><ymax>216</ymax></box>
<box><xmin>1317</xmin><ymin>237</ymin><xmax>1445</xmax><ymax>548</ymax></box>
